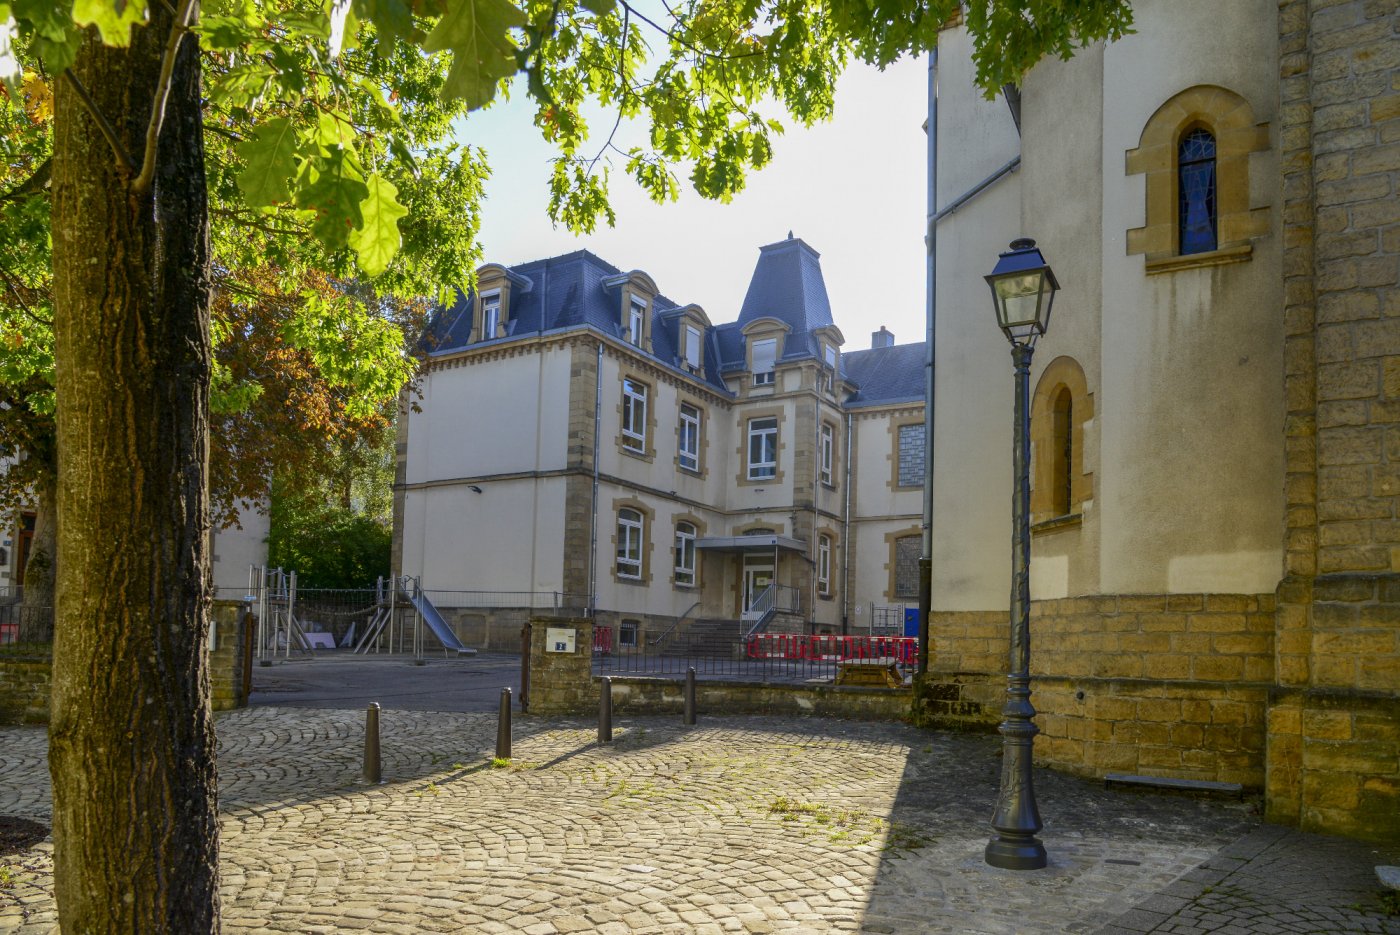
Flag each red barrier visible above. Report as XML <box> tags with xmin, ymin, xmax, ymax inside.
<box><xmin>746</xmin><ymin>633</ymin><xmax>917</xmax><ymax>665</ymax></box>
<box><xmin>0</xmin><ymin>623</ymin><xmax>16</xmax><ymax>645</ymax></box>
<box><xmin>593</xmin><ymin>625</ymin><xmax>613</xmax><ymax>654</ymax></box>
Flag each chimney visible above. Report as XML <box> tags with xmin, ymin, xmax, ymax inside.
<box><xmin>871</xmin><ymin>326</ymin><xmax>894</xmax><ymax>349</ymax></box>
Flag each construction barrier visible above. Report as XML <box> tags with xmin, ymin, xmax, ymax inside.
<box><xmin>593</xmin><ymin>625</ymin><xmax>613</xmax><ymax>654</ymax></box>
<box><xmin>746</xmin><ymin>634</ymin><xmax>918</xmax><ymax>665</ymax></box>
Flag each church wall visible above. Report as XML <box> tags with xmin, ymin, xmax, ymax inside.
<box><xmin>1266</xmin><ymin>0</ymin><xmax>1400</xmax><ymax>844</ymax></box>
<box><xmin>1097</xmin><ymin>0</ymin><xmax>1285</xmax><ymax>596</ymax></box>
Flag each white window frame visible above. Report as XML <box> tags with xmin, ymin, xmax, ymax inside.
<box><xmin>628</xmin><ymin>299</ymin><xmax>645</xmax><ymax>346</ymax></box>
<box><xmin>817</xmin><ymin>535</ymin><xmax>831</xmax><ymax>595</ymax></box>
<box><xmin>678</xmin><ymin>403</ymin><xmax>701</xmax><ymax>472</ymax></box>
<box><xmin>481</xmin><ymin>292</ymin><xmax>501</xmax><ymax>340</ymax></box>
<box><xmin>751</xmin><ymin>338</ymin><xmax>777</xmax><ymax>386</ymax></box>
<box><xmin>820</xmin><ymin>423</ymin><xmax>834</xmax><ymax>486</ymax></box>
<box><xmin>616</xmin><ymin>508</ymin><xmax>643</xmax><ymax>579</ymax></box>
<box><xmin>748</xmin><ymin>417</ymin><xmax>778</xmax><ymax>480</ymax></box>
<box><xmin>685</xmin><ymin>325</ymin><xmax>702</xmax><ymax>369</ymax></box>
<box><xmin>824</xmin><ymin>344</ymin><xmax>837</xmax><ymax>369</ymax></box>
<box><xmin>621</xmin><ymin>378</ymin><xmax>647</xmax><ymax>452</ymax></box>
<box><xmin>674</xmin><ymin>521</ymin><xmax>697</xmax><ymax>586</ymax></box>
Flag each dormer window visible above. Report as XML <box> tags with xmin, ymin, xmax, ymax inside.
<box><xmin>628</xmin><ymin>299</ymin><xmax>645</xmax><ymax>347</ymax></box>
<box><xmin>751</xmin><ymin>338</ymin><xmax>777</xmax><ymax>386</ymax></box>
<box><xmin>684</xmin><ymin>325</ymin><xmax>702</xmax><ymax>370</ymax></box>
<box><xmin>481</xmin><ymin>292</ymin><xmax>501</xmax><ymax>341</ymax></box>
<box><xmin>824</xmin><ymin>344</ymin><xmax>837</xmax><ymax>369</ymax></box>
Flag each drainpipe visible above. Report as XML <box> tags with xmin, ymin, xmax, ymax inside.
<box><xmin>842</xmin><ymin>411</ymin><xmax>853</xmax><ymax>635</ymax></box>
<box><xmin>918</xmin><ymin>47</ymin><xmax>938</xmax><ymax>676</ymax></box>
<box><xmin>588</xmin><ymin>340</ymin><xmax>603</xmax><ymax>617</ymax></box>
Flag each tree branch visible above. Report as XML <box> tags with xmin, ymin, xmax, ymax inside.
<box><xmin>0</xmin><ymin>265</ymin><xmax>52</xmax><ymax>327</ymax></box>
<box><xmin>131</xmin><ymin>0</ymin><xmax>199</xmax><ymax>195</ymax></box>
<box><xmin>62</xmin><ymin>72</ymin><xmax>137</xmax><ymax>175</ymax></box>
<box><xmin>0</xmin><ymin>158</ymin><xmax>52</xmax><ymax>202</ymax></box>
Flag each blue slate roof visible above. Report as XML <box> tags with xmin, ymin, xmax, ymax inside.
<box><xmin>842</xmin><ymin>343</ymin><xmax>927</xmax><ymax>408</ymax></box>
<box><xmin>422</xmin><ymin>243</ymin><xmax>928</xmax><ymax>408</ymax></box>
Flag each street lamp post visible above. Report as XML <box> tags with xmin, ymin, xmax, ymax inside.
<box><xmin>983</xmin><ymin>238</ymin><xmax>1059</xmax><ymax>871</ymax></box>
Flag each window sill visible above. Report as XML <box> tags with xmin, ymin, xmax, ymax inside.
<box><xmin>1032</xmin><ymin>513</ymin><xmax>1082</xmax><ymax>535</ymax></box>
<box><xmin>621</xmin><ymin>446</ymin><xmax>654</xmax><ymax>463</ymax></box>
<box><xmin>673</xmin><ymin>581</ymin><xmax>696</xmax><ymax>590</ymax></box>
<box><xmin>615</xmin><ymin>575</ymin><xmax>648</xmax><ymax>587</ymax></box>
<box><xmin>678</xmin><ymin>465</ymin><xmax>702</xmax><ymax>477</ymax></box>
<box><xmin>1144</xmin><ymin>243</ymin><xmax>1252</xmax><ymax>274</ymax></box>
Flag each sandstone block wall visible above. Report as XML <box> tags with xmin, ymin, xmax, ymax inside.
<box><xmin>1268</xmin><ymin>0</ymin><xmax>1400</xmax><ymax>844</ymax></box>
<box><xmin>524</xmin><ymin>617</ymin><xmax>595</xmax><ymax>715</ymax></box>
<box><xmin>605</xmin><ymin>675</ymin><xmax>911</xmax><ymax>721</ymax></box>
<box><xmin>0</xmin><ymin>659</ymin><xmax>50</xmax><ymax>725</ymax></box>
<box><xmin>210</xmin><ymin>600</ymin><xmax>251</xmax><ymax>712</ymax></box>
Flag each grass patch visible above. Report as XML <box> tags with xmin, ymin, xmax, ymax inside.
<box><xmin>765</xmin><ymin>798</ymin><xmax>931</xmax><ymax>852</ymax></box>
<box><xmin>1381</xmin><ymin>891</ymin><xmax>1400</xmax><ymax>917</ymax></box>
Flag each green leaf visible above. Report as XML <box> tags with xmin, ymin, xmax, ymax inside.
<box><xmin>422</xmin><ymin>0</ymin><xmax>525</xmax><ymax>110</ymax></box>
<box><xmin>349</xmin><ymin>173</ymin><xmax>408</xmax><ymax>277</ymax></box>
<box><xmin>353</xmin><ymin>0</ymin><xmax>415</xmax><ymax>43</ymax></box>
<box><xmin>578</xmin><ymin>0</ymin><xmax>614</xmax><ymax>16</ymax></box>
<box><xmin>295</xmin><ymin>148</ymin><xmax>369</xmax><ymax>250</ymax></box>
<box><xmin>236</xmin><ymin>117</ymin><xmax>300</xmax><ymax>207</ymax></box>
<box><xmin>14</xmin><ymin>0</ymin><xmax>82</xmax><ymax>71</ymax></box>
<box><xmin>72</xmin><ymin>0</ymin><xmax>149</xmax><ymax>46</ymax></box>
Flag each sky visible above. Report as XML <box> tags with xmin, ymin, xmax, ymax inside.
<box><xmin>452</xmin><ymin>53</ymin><xmax>932</xmax><ymax>351</ymax></box>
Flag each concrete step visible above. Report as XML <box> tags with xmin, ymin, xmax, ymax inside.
<box><xmin>1103</xmin><ymin>773</ymin><xmax>1244</xmax><ymax>798</ymax></box>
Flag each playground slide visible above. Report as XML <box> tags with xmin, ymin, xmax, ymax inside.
<box><xmin>399</xmin><ymin>588</ymin><xmax>477</xmax><ymax>656</ymax></box>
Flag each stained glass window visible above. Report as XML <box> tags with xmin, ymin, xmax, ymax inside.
<box><xmin>1178</xmin><ymin>128</ymin><xmax>1217</xmax><ymax>255</ymax></box>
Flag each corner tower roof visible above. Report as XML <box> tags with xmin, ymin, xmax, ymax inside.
<box><xmin>736</xmin><ymin>236</ymin><xmax>834</xmax><ymax>334</ymax></box>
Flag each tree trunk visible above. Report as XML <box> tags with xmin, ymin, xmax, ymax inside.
<box><xmin>19</xmin><ymin>472</ymin><xmax>55</xmax><ymax>610</ymax></box>
<box><xmin>49</xmin><ymin>8</ymin><xmax>220</xmax><ymax>933</ymax></box>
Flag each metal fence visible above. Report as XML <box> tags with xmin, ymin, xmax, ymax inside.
<box><xmin>593</xmin><ymin>629</ymin><xmax>918</xmax><ymax>683</ymax></box>
<box><xmin>0</xmin><ymin>604</ymin><xmax>54</xmax><ymax>651</ymax></box>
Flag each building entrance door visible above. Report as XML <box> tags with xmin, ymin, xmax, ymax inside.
<box><xmin>741</xmin><ymin>559</ymin><xmax>773</xmax><ymax>620</ymax></box>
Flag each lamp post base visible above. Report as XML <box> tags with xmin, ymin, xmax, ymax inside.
<box><xmin>985</xmin><ymin>834</ymin><xmax>1047</xmax><ymax>870</ymax></box>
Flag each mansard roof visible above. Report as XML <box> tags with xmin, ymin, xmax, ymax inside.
<box><xmin>421</xmin><ymin>243</ymin><xmax>929</xmax><ymax>408</ymax></box>
<box><xmin>842</xmin><ymin>342</ymin><xmax>926</xmax><ymax>409</ymax></box>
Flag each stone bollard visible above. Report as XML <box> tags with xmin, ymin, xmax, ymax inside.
<box><xmin>496</xmin><ymin>688</ymin><xmax>512</xmax><ymax>760</ymax></box>
<box><xmin>684</xmin><ymin>667</ymin><xmax>697</xmax><ymax>727</ymax></box>
<box><xmin>598</xmin><ymin>677</ymin><xmax>613</xmax><ymax>744</ymax></box>
<box><xmin>363</xmin><ymin>702</ymin><xmax>382</xmax><ymax>784</ymax></box>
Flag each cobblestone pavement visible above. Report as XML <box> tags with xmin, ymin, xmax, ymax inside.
<box><xmin>2</xmin><ymin>708</ymin><xmax>1397</xmax><ymax>933</ymax></box>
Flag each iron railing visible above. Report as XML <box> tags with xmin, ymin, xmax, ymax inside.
<box><xmin>0</xmin><ymin>604</ymin><xmax>54</xmax><ymax>651</ymax></box>
<box><xmin>594</xmin><ymin>629</ymin><xmax>917</xmax><ymax>683</ymax></box>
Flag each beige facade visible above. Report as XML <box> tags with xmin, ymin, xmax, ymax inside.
<box><xmin>396</xmin><ymin>243</ymin><xmax>929</xmax><ymax>641</ymax></box>
<box><xmin>921</xmin><ymin>0</ymin><xmax>1399</xmax><ymax>843</ymax></box>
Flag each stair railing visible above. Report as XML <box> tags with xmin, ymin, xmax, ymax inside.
<box><xmin>648</xmin><ymin>600</ymin><xmax>701</xmax><ymax>651</ymax></box>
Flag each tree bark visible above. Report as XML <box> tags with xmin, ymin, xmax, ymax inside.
<box><xmin>49</xmin><ymin>7</ymin><xmax>220</xmax><ymax>933</ymax></box>
<box><xmin>19</xmin><ymin>472</ymin><xmax>55</xmax><ymax>610</ymax></box>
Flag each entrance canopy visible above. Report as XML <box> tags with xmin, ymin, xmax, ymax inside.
<box><xmin>694</xmin><ymin>535</ymin><xmax>807</xmax><ymax>554</ymax></box>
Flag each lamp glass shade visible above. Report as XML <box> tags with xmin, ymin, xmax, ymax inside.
<box><xmin>985</xmin><ymin>239</ymin><xmax>1059</xmax><ymax>343</ymax></box>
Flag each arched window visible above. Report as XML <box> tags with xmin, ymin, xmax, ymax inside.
<box><xmin>674</xmin><ymin>522</ymin><xmax>697</xmax><ymax>586</ymax></box>
<box><xmin>616</xmin><ymin>508</ymin><xmax>643</xmax><ymax>579</ymax></box>
<box><xmin>1030</xmin><ymin>357</ymin><xmax>1093</xmax><ymax>527</ymax></box>
<box><xmin>1178</xmin><ymin>128</ymin><xmax>1217</xmax><ymax>255</ymax></box>
<box><xmin>1126</xmin><ymin>86</ymin><xmax>1269</xmax><ymax>270</ymax></box>
<box><xmin>1051</xmin><ymin>387</ymin><xmax>1074</xmax><ymax>517</ymax></box>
